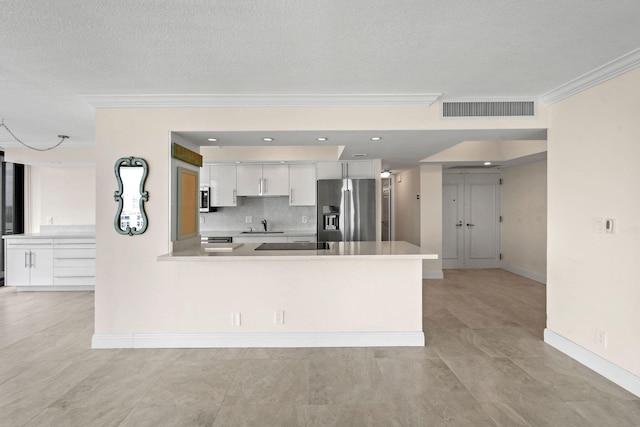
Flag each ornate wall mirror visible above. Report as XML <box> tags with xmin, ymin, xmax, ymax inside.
<box><xmin>114</xmin><ymin>157</ymin><xmax>149</xmax><ymax>235</ymax></box>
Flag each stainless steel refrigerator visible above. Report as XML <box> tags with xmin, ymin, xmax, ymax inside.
<box><xmin>317</xmin><ymin>179</ymin><xmax>376</xmax><ymax>242</ymax></box>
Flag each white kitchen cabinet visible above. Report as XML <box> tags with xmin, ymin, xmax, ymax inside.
<box><xmin>5</xmin><ymin>239</ymin><xmax>54</xmax><ymax>287</ymax></box>
<box><xmin>316</xmin><ymin>161</ymin><xmax>374</xmax><ymax>179</ymax></box>
<box><xmin>289</xmin><ymin>164</ymin><xmax>316</xmax><ymax>206</ymax></box>
<box><xmin>237</xmin><ymin>164</ymin><xmax>289</xmax><ymax>196</ymax></box>
<box><xmin>199</xmin><ymin>166</ymin><xmax>210</xmax><ymax>186</ymax></box>
<box><xmin>209</xmin><ymin>164</ymin><xmax>237</xmax><ymax>206</ymax></box>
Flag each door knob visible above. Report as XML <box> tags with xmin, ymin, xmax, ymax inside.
<box><xmin>466</xmin><ymin>223</ymin><xmax>475</xmax><ymax>227</ymax></box>
<box><xmin>455</xmin><ymin>221</ymin><xmax>463</xmax><ymax>227</ymax></box>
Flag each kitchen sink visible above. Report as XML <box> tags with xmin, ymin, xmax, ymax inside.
<box><xmin>240</xmin><ymin>231</ymin><xmax>284</xmax><ymax>234</ymax></box>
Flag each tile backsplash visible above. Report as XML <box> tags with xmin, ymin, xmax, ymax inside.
<box><xmin>200</xmin><ymin>196</ymin><xmax>316</xmax><ymax>233</ymax></box>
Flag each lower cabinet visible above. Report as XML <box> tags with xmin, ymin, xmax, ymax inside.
<box><xmin>6</xmin><ymin>239</ymin><xmax>54</xmax><ymax>287</ymax></box>
<box><xmin>4</xmin><ymin>237</ymin><xmax>95</xmax><ymax>290</ymax></box>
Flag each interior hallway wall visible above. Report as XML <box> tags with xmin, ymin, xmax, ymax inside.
<box><xmin>500</xmin><ymin>159</ymin><xmax>547</xmax><ymax>283</ymax></box>
<box><xmin>547</xmin><ymin>66</ymin><xmax>640</xmax><ymax>379</ymax></box>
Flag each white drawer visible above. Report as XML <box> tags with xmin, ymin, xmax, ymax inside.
<box><xmin>54</xmin><ymin>266</ymin><xmax>95</xmax><ymax>278</ymax></box>
<box><xmin>6</xmin><ymin>239</ymin><xmax>53</xmax><ymax>248</ymax></box>
<box><xmin>54</xmin><ymin>258</ymin><xmax>95</xmax><ymax>268</ymax></box>
<box><xmin>53</xmin><ymin>276</ymin><xmax>95</xmax><ymax>286</ymax></box>
<box><xmin>54</xmin><ymin>248</ymin><xmax>96</xmax><ymax>259</ymax></box>
<box><xmin>54</xmin><ymin>238</ymin><xmax>95</xmax><ymax>246</ymax></box>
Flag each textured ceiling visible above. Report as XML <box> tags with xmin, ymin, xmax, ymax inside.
<box><xmin>1</xmin><ymin>0</ymin><xmax>639</xmax><ymax>167</ymax></box>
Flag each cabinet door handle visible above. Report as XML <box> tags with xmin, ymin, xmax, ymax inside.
<box><xmin>30</xmin><ymin>252</ymin><xmax>35</xmax><ymax>268</ymax></box>
<box><xmin>290</xmin><ymin>188</ymin><xmax>294</xmax><ymax>202</ymax></box>
<box><xmin>233</xmin><ymin>189</ymin><xmax>237</xmax><ymax>204</ymax></box>
<box><xmin>466</xmin><ymin>223</ymin><xmax>475</xmax><ymax>227</ymax></box>
<box><xmin>25</xmin><ymin>252</ymin><xmax>29</xmax><ymax>268</ymax></box>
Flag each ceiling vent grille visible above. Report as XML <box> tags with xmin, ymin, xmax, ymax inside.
<box><xmin>442</xmin><ymin>100</ymin><xmax>535</xmax><ymax>118</ymax></box>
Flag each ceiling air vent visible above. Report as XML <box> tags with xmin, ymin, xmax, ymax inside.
<box><xmin>442</xmin><ymin>100</ymin><xmax>535</xmax><ymax>118</ymax></box>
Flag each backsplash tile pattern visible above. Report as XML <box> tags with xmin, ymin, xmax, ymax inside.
<box><xmin>200</xmin><ymin>196</ymin><xmax>316</xmax><ymax>233</ymax></box>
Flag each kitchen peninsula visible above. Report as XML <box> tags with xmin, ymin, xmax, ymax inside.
<box><xmin>92</xmin><ymin>240</ymin><xmax>436</xmax><ymax>349</ymax></box>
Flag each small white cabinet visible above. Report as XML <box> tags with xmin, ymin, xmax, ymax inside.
<box><xmin>237</xmin><ymin>164</ymin><xmax>289</xmax><ymax>196</ymax></box>
<box><xmin>316</xmin><ymin>161</ymin><xmax>374</xmax><ymax>179</ymax></box>
<box><xmin>209</xmin><ymin>164</ymin><xmax>237</xmax><ymax>206</ymax></box>
<box><xmin>289</xmin><ymin>164</ymin><xmax>316</xmax><ymax>206</ymax></box>
<box><xmin>5</xmin><ymin>239</ymin><xmax>54</xmax><ymax>287</ymax></box>
<box><xmin>5</xmin><ymin>236</ymin><xmax>95</xmax><ymax>290</ymax></box>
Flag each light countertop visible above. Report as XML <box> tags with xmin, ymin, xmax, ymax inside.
<box><xmin>158</xmin><ymin>240</ymin><xmax>438</xmax><ymax>262</ymax></box>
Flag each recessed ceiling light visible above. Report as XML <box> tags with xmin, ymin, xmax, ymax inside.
<box><xmin>370</xmin><ymin>137</ymin><xmax>382</xmax><ymax>141</ymax></box>
<box><xmin>207</xmin><ymin>138</ymin><xmax>217</xmax><ymax>142</ymax></box>
<box><xmin>263</xmin><ymin>137</ymin><xmax>274</xmax><ymax>142</ymax></box>
<box><xmin>484</xmin><ymin>161</ymin><xmax>492</xmax><ymax>166</ymax></box>
<box><xmin>316</xmin><ymin>137</ymin><xmax>328</xmax><ymax>141</ymax></box>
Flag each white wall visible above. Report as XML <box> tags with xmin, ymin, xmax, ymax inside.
<box><xmin>547</xmin><ymin>67</ymin><xmax>640</xmax><ymax>377</ymax></box>
<box><xmin>500</xmin><ymin>160</ymin><xmax>547</xmax><ymax>282</ymax></box>
<box><xmin>27</xmin><ymin>166</ymin><xmax>96</xmax><ymax>233</ymax></box>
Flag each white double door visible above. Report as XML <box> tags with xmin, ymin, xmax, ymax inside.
<box><xmin>443</xmin><ymin>173</ymin><xmax>500</xmax><ymax>269</ymax></box>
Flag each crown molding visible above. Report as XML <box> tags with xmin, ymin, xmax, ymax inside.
<box><xmin>541</xmin><ymin>48</ymin><xmax>640</xmax><ymax>104</ymax></box>
<box><xmin>83</xmin><ymin>93</ymin><xmax>442</xmax><ymax>108</ymax></box>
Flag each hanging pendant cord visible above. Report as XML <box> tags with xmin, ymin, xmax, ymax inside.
<box><xmin>0</xmin><ymin>118</ymin><xmax>69</xmax><ymax>151</ymax></box>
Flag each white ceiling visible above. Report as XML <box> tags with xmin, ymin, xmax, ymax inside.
<box><xmin>1</xmin><ymin>1</ymin><xmax>639</xmax><ymax>168</ymax></box>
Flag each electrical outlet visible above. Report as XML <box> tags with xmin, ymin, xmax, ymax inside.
<box><xmin>245</xmin><ymin>216</ymin><xmax>253</xmax><ymax>224</ymax></box>
<box><xmin>301</xmin><ymin>216</ymin><xmax>308</xmax><ymax>224</ymax></box>
<box><xmin>231</xmin><ymin>312</ymin><xmax>241</xmax><ymax>326</ymax></box>
<box><xmin>596</xmin><ymin>329</ymin><xmax>607</xmax><ymax>348</ymax></box>
<box><xmin>274</xmin><ymin>310</ymin><xmax>284</xmax><ymax>324</ymax></box>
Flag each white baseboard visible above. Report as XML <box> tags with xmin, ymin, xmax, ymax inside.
<box><xmin>501</xmin><ymin>264</ymin><xmax>546</xmax><ymax>284</ymax></box>
<box><xmin>544</xmin><ymin>329</ymin><xmax>640</xmax><ymax>398</ymax></box>
<box><xmin>91</xmin><ymin>331</ymin><xmax>424</xmax><ymax>349</ymax></box>
<box><xmin>423</xmin><ymin>270</ymin><xmax>444</xmax><ymax>279</ymax></box>
<box><xmin>92</xmin><ymin>333</ymin><xmax>134</xmax><ymax>349</ymax></box>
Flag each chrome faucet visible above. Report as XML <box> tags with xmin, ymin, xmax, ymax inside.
<box><xmin>261</xmin><ymin>219</ymin><xmax>267</xmax><ymax>232</ymax></box>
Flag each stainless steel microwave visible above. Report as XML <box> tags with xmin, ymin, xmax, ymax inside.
<box><xmin>199</xmin><ymin>186</ymin><xmax>210</xmax><ymax>212</ymax></box>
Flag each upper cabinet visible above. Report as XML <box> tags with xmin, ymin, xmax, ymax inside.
<box><xmin>289</xmin><ymin>164</ymin><xmax>316</xmax><ymax>206</ymax></box>
<box><xmin>237</xmin><ymin>164</ymin><xmax>289</xmax><ymax>196</ymax></box>
<box><xmin>316</xmin><ymin>161</ymin><xmax>374</xmax><ymax>179</ymax></box>
<box><xmin>199</xmin><ymin>166</ymin><xmax>210</xmax><ymax>186</ymax></box>
<box><xmin>209</xmin><ymin>164</ymin><xmax>237</xmax><ymax>206</ymax></box>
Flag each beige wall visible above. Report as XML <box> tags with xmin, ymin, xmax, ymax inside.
<box><xmin>547</xmin><ymin>67</ymin><xmax>640</xmax><ymax>377</ymax></box>
<box><xmin>420</xmin><ymin>165</ymin><xmax>443</xmax><ymax>277</ymax></box>
<box><xmin>27</xmin><ymin>166</ymin><xmax>96</xmax><ymax>233</ymax></box>
<box><xmin>500</xmin><ymin>160</ymin><xmax>547</xmax><ymax>282</ymax></box>
<box><xmin>393</xmin><ymin>167</ymin><xmax>421</xmax><ymax>246</ymax></box>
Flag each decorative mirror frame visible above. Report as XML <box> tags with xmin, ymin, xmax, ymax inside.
<box><xmin>114</xmin><ymin>156</ymin><xmax>149</xmax><ymax>236</ymax></box>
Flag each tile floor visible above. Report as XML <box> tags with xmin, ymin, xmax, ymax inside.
<box><xmin>1</xmin><ymin>269</ymin><xmax>639</xmax><ymax>426</ymax></box>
